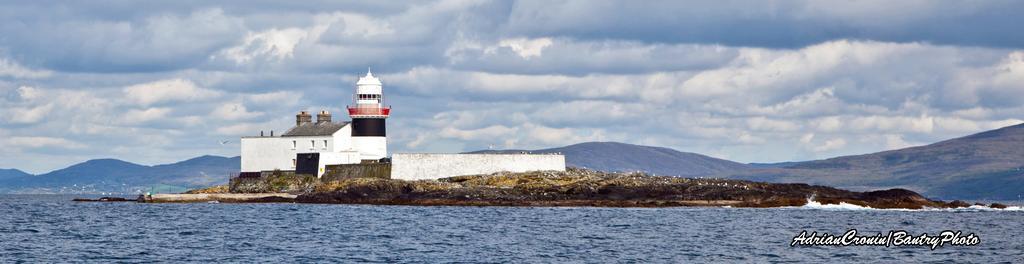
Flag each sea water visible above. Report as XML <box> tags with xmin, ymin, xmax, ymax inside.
<box><xmin>1</xmin><ymin>195</ymin><xmax>1021</xmax><ymax>263</ymax></box>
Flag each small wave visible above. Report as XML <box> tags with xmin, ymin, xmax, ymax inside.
<box><xmin>801</xmin><ymin>199</ymin><xmax>876</xmax><ymax>210</ymax></box>
<box><xmin>958</xmin><ymin>205</ymin><xmax>1024</xmax><ymax>211</ymax></box>
<box><xmin>796</xmin><ymin>199</ymin><xmax>1024</xmax><ymax>211</ymax></box>
<box><xmin>916</xmin><ymin>205</ymin><xmax>1024</xmax><ymax>212</ymax></box>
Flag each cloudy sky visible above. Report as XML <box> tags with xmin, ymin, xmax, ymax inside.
<box><xmin>1</xmin><ymin>1</ymin><xmax>1023</xmax><ymax>173</ymax></box>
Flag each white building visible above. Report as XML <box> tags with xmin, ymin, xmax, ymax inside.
<box><xmin>240</xmin><ymin>68</ymin><xmax>565</xmax><ymax>180</ymax></box>
<box><xmin>240</xmin><ymin>70</ymin><xmax>390</xmax><ymax>177</ymax></box>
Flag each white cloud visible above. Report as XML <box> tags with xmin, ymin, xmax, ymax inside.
<box><xmin>813</xmin><ymin>138</ymin><xmax>847</xmax><ymax>152</ymax></box>
<box><xmin>212</xmin><ymin>117</ymin><xmax>292</xmax><ymax>136</ymax></box>
<box><xmin>444</xmin><ymin>37</ymin><xmax>740</xmax><ymax>76</ymax></box>
<box><xmin>748</xmin><ymin>87</ymin><xmax>846</xmax><ymax>117</ymax></box>
<box><xmin>987</xmin><ymin>118</ymin><xmax>1024</xmax><ymax>129</ymax></box>
<box><xmin>3</xmin><ymin>1</ymin><xmax>1024</xmax><ymax>173</ymax></box>
<box><xmin>404</xmin><ymin>134</ymin><xmax>429</xmax><ymax>149</ymax></box>
<box><xmin>215</xmin><ymin>123</ymin><xmax>258</xmax><ymax>136</ymax></box>
<box><xmin>950</xmin><ymin>107</ymin><xmax>991</xmax><ymax>119</ymax></box>
<box><xmin>5</xmin><ymin>103</ymin><xmax>54</xmax><ymax>124</ymax></box>
<box><xmin>497</xmin><ymin>37</ymin><xmax>553</xmax><ymax>59</ymax></box>
<box><xmin>522</xmin><ymin>122</ymin><xmax>604</xmax><ymax>146</ymax></box>
<box><xmin>211</xmin><ymin>103</ymin><xmax>262</xmax><ymax>120</ymax></box>
<box><xmin>745</xmin><ymin>117</ymin><xmax>800</xmax><ymax>132</ymax></box>
<box><xmin>848</xmin><ymin>115</ymin><xmax>934</xmax><ymax>134</ymax></box>
<box><xmin>210</xmin><ymin>11</ymin><xmax>401</xmax><ymax>68</ymax></box>
<box><xmin>10</xmin><ymin>38</ymin><xmax>1024</xmax><ymax>172</ymax></box>
<box><xmin>218</xmin><ymin>28</ymin><xmax>310</xmax><ymax>64</ymax></box>
<box><xmin>679</xmin><ymin>40</ymin><xmax>908</xmax><ymax>100</ymax></box>
<box><xmin>4</xmin><ymin>136</ymin><xmax>85</xmax><ymax>149</ymax></box>
<box><xmin>813</xmin><ymin>116</ymin><xmax>843</xmax><ymax>132</ymax></box>
<box><xmin>122</xmin><ymin>107</ymin><xmax>172</xmax><ymax>123</ymax></box>
<box><xmin>247</xmin><ymin>91</ymin><xmax>302</xmax><ymax>106</ymax></box>
<box><xmin>529</xmin><ymin>100</ymin><xmax>646</xmax><ymax>126</ymax></box>
<box><xmin>800</xmin><ymin>133</ymin><xmax>815</xmax><ymax>144</ymax></box>
<box><xmin>328</xmin><ymin>13</ymin><xmax>395</xmax><ymax>38</ymax></box>
<box><xmin>123</xmin><ymin>78</ymin><xmax>222</xmax><ymax>106</ymax></box>
<box><xmin>439</xmin><ymin>124</ymin><xmax>517</xmax><ymax>142</ymax></box>
<box><xmin>0</xmin><ymin>58</ymin><xmax>52</xmax><ymax>79</ymax></box>
<box><xmin>737</xmin><ymin>132</ymin><xmax>766</xmax><ymax>144</ymax></box>
<box><xmin>387</xmin><ymin>66</ymin><xmax>673</xmax><ymax>100</ymax></box>
<box><xmin>884</xmin><ymin>134</ymin><xmax>916</xmax><ymax>150</ymax></box>
<box><xmin>16</xmin><ymin>86</ymin><xmax>44</xmax><ymax>100</ymax></box>
<box><xmin>0</xmin><ymin>79</ymin><xmax>308</xmax><ymax>172</ymax></box>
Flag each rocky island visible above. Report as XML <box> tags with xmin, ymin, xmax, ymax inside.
<box><xmin>172</xmin><ymin>168</ymin><xmax>990</xmax><ymax>209</ymax></box>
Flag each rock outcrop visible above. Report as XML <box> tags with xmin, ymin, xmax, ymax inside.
<box><xmin>228</xmin><ymin>171</ymin><xmax>317</xmax><ymax>193</ymax></box>
<box><xmin>72</xmin><ymin>197</ymin><xmax>137</xmax><ymax>202</ymax></box>
<box><xmin>293</xmin><ymin>168</ymin><xmax>971</xmax><ymax>209</ymax></box>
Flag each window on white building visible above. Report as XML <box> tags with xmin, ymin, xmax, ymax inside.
<box><xmin>310</xmin><ymin>140</ymin><xmax>315</xmax><ymax>150</ymax></box>
<box><xmin>292</xmin><ymin>141</ymin><xmax>296</xmax><ymax>150</ymax></box>
<box><xmin>323</xmin><ymin>140</ymin><xmax>328</xmax><ymax>150</ymax></box>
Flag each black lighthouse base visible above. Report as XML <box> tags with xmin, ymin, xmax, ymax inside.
<box><xmin>352</xmin><ymin>118</ymin><xmax>386</xmax><ymax>136</ymax></box>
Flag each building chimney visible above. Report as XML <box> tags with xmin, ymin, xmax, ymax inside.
<box><xmin>296</xmin><ymin>111</ymin><xmax>312</xmax><ymax>126</ymax></box>
<box><xmin>317</xmin><ymin>110</ymin><xmax>331</xmax><ymax>124</ymax></box>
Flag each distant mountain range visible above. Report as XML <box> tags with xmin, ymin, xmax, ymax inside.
<box><xmin>0</xmin><ymin>156</ymin><xmax>239</xmax><ymax>194</ymax></box>
<box><xmin>3</xmin><ymin>123</ymin><xmax>1022</xmax><ymax>200</ymax></box>
<box><xmin>0</xmin><ymin>168</ymin><xmax>31</xmax><ymax>180</ymax></box>
<box><xmin>470</xmin><ymin>124</ymin><xmax>1024</xmax><ymax>200</ymax></box>
<box><xmin>719</xmin><ymin>123</ymin><xmax>1024</xmax><ymax>200</ymax></box>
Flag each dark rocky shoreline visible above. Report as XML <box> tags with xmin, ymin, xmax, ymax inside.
<box><xmin>72</xmin><ymin>197</ymin><xmax>138</xmax><ymax>202</ymax></box>
<box><xmin>177</xmin><ymin>168</ymin><xmax>1002</xmax><ymax>209</ymax></box>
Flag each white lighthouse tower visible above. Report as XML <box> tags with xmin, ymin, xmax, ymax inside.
<box><xmin>348</xmin><ymin>69</ymin><xmax>390</xmax><ymax>161</ymax></box>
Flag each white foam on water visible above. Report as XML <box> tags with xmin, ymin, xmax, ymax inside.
<box><xmin>957</xmin><ymin>205</ymin><xmax>1024</xmax><ymax>211</ymax></box>
<box><xmin>801</xmin><ymin>199</ymin><xmax>876</xmax><ymax>210</ymax></box>
<box><xmin>794</xmin><ymin>198</ymin><xmax>1024</xmax><ymax>212</ymax></box>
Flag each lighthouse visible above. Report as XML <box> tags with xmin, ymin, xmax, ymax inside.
<box><xmin>239</xmin><ymin>67</ymin><xmax>564</xmax><ymax>180</ymax></box>
<box><xmin>348</xmin><ymin>69</ymin><xmax>390</xmax><ymax>161</ymax></box>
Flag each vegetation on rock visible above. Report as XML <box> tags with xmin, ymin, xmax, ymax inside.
<box><xmin>228</xmin><ymin>170</ymin><xmax>317</xmax><ymax>193</ymax></box>
<box><xmin>184</xmin><ymin>185</ymin><xmax>228</xmax><ymax>194</ymax></box>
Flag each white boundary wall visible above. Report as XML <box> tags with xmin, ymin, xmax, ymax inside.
<box><xmin>391</xmin><ymin>153</ymin><xmax>566</xmax><ymax>181</ymax></box>
<box><xmin>316</xmin><ymin>151</ymin><xmax>361</xmax><ymax>177</ymax></box>
<box><xmin>240</xmin><ymin>137</ymin><xmax>294</xmax><ymax>172</ymax></box>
